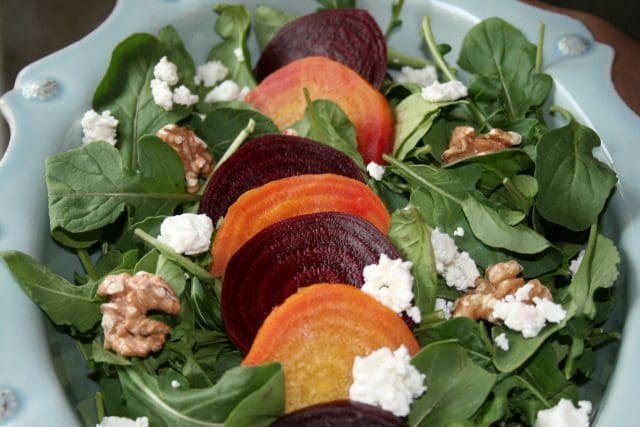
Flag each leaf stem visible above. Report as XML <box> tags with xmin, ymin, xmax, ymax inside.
<box><xmin>387</xmin><ymin>48</ymin><xmax>430</xmax><ymax>69</ymax></box>
<box><xmin>383</xmin><ymin>154</ymin><xmax>463</xmax><ymax>204</ymax></box>
<box><xmin>133</xmin><ymin>228</ymin><xmax>214</xmax><ymax>285</ymax></box>
<box><xmin>535</xmin><ymin>22</ymin><xmax>545</xmax><ymax>74</ymax></box>
<box><xmin>515</xmin><ymin>375</ymin><xmax>552</xmax><ymax>408</ymax></box>
<box><xmin>421</xmin><ymin>16</ymin><xmax>489</xmax><ymax>129</ymax></box>
<box><xmin>95</xmin><ymin>392</ymin><xmax>106</xmax><ymax>421</ymax></box>
<box><xmin>215</xmin><ymin>118</ymin><xmax>256</xmax><ymax>170</ymax></box>
<box><xmin>77</xmin><ymin>249</ymin><xmax>99</xmax><ymax>280</ymax></box>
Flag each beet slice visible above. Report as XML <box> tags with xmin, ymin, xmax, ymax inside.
<box><xmin>222</xmin><ymin>212</ymin><xmax>400</xmax><ymax>353</ymax></box>
<box><xmin>272</xmin><ymin>400</ymin><xmax>404</xmax><ymax>427</ymax></box>
<box><xmin>199</xmin><ymin>135</ymin><xmax>364</xmax><ymax>223</ymax></box>
<box><xmin>255</xmin><ymin>8</ymin><xmax>387</xmax><ymax>89</ymax></box>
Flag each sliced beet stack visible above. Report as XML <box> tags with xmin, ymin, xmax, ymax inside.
<box><xmin>254</xmin><ymin>8</ymin><xmax>387</xmax><ymax>89</ymax></box>
<box><xmin>222</xmin><ymin>211</ymin><xmax>400</xmax><ymax>353</ymax></box>
<box><xmin>272</xmin><ymin>400</ymin><xmax>404</xmax><ymax>427</ymax></box>
<box><xmin>198</xmin><ymin>135</ymin><xmax>363</xmax><ymax>223</ymax></box>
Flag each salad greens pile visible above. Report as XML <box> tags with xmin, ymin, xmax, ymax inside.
<box><xmin>0</xmin><ymin>1</ymin><xmax>621</xmax><ymax>426</ymax></box>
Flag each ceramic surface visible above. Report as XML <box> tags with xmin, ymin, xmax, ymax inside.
<box><xmin>1</xmin><ymin>0</ymin><xmax>639</xmax><ymax>425</ymax></box>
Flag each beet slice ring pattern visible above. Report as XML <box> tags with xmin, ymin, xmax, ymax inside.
<box><xmin>222</xmin><ymin>212</ymin><xmax>401</xmax><ymax>354</ymax></box>
<box><xmin>254</xmin><ymin>8</ymin><xmax>387</xmax><ymax>89</ymax></box>
<box><xmin>271</xmin><ymin>400</ymin><xmax>404</xmax><ymax>427</ymax></box>
<box><xmin>199</xmin><ymin>135</ymin><xmax>364</xmax><ymax>223</ymax></box>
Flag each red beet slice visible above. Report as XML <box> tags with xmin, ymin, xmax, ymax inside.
<box><xmin>254</xmin><ymin>8</ymin><xmax>387</xmax><ymax>89</ymax></box>
<box><xmin>198</xmin><ymin>135</ymin><xmax>363</xmax><ymax>223</ymax></box>
<box><xmin>272</xmin><ymin>400</ymin><xmax>404</xmax><ymax>427</ymax></box>
<box><xmin>222</xmin><ymin>212</ymin><xmax>400</xmax><ymax>353</ymax></box>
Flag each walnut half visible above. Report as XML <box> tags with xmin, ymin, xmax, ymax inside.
<box><xmin>97</xmin><ymin>272</ymin><xmax>181</xmax><ymax>357</ymax></box>
<box><xmin>452</xmin><ymin>260</ymin><xmax>552</xmax><ymax>321</ymax></box>
<box><xmin>442</xmin><ymin>126</ymin><xmax>522</xmax><ymax>165</ymax></box>
<box><xmin>156</xmin><ymin>124</ymin><xmax>214</xmax><ymax>193</ymax></box>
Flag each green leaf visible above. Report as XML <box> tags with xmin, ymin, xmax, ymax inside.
<box><xmin>389</xmin><ymin>206</ymin><xmax>439</xmax><ymax>315</ymax></box>
<box><xmin>93</xmin><ymin>33</ymin><xmax>191</xmax><ymax>169</ymax></box>
<box><xmin>0</xmin><ymin>251</ymin><xmax>102</xmax><ymax>333</ymax></box>
<box><xmin>209</xmin><ymin>4</ymin><xmax>256</xmax><ymax>88</ymax></box>
<box><xmin>534</xmin><ymin>118</ymin><xmax>617</xmax><ymax>231</ymax></box>
<box><xmin>158</xmin><ymin>26</ymin><xmax>196</xmax><ymax>90</ymax></box>
<box><xmin>409</xmin><ymin>341</ymin><xmax>497</xmax><ymax>426</ymax></box>
<box><xmin>46</xmin><ymin>142</ymin><xmax>196</xmax><ymax>234</ymax></box>
<box><xmin>118</xmin><ymin>363</ymin><xmax>284</xmax><ymax>426</ymax></box>
<box><xmin>461</xmin><ymin>194</ymin><xmax>550</xmax><ymax>254</ymax></box>
<box><xmin>314</xmin><ymin>0</ymin><xmax>356</xmax><ymax>9</ymax></box>
<box><xmin>419</xmin><ymin>317</ymin><xmax>493</xmax><ymax>360</ymax></box>
<box><xmin>254</xmin><ymin>6</ymin><xmax>297</xmax><ymax>50</ymax></box>
<box><xmin>156</xmin><ymin>255</ymin><xmax>186</xmax><ymax>296</ymax></box>
<box><xmin>457</xmin><ymin>18</ymin><xmax>552</xmax><ymax>122</ymax></box>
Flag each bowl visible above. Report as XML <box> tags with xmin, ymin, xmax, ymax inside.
<box><xmin>1</xmin><ymin>0</ymin><xmax>639</xmax><ymax>425</ymax></box>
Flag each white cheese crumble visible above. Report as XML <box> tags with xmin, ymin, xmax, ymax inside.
<box><xmin>97</xmin><ymin>416</ymin><xmax>149</xmax><ymax>427</ymax></box>
<box><xmin>366</xmin><ymin>162</ymin><xmax>385</xmax><ymax>181</ymax></box>
<box><xmin>153</xmin><ymin>56</ymin><xmax>179</xmax><ymax>86</ymax></box>
<box><xmin>172</xmin><ymin>85</ymin><xmax>199</xmax><ymax>107</ymax></box>
<box><xmin>157</xmin><ymin>213</ymin><xmax>214</xmax><ymax>255</ymax></box>
<box><xmin>453</xmin><ymin>226</ymin><xmax>465</xmax><ymax>237</ymax></box>
<box><xmin>569</xmin><ymin>249</ymin><xmax>586</xmax><ymax>278</ymax></box>
<box><xmin>535</xmin><ymin>398</ymin><xmax>592</xmax><ymax>427</ymax></box>
<box><xmin>349</xmin><ymin>345</ymin><xmax>426</xmax><ymax>417</ymax></box>
<box><xmin>233</xmin><ymin>47</ymin><xmax>245</xmax><ymax>62</ymax></box>
<box><xmin>195</xmin><ymin>60</ymin><xmax>229</xmax><ymax>87</ymax></box>
<box><xmin>361</xmin><ymin>254</ymin><xmax>421</xmax><ymax>323</ymax></box>
<box><xmin>434</xmin><ymin>298</ymin><xmax>454</xmax><ymax>319</ymax></box>
<box><xmin>494</xmin><ymin>332</ymin><xmax>510</xmax><ymax>351</ymax></box>
<box><xmin>421</xmin><ymin>80</ymin><xmax>468</xmax><ymax>102</ymax></box>
<box><xmin>430</xmin><ymin>228</ymin><xmax>480</xmax><ymax>291</ymax></box>
<box><xmin>171</xmin><ymin>379</ymin><xmax>181</xmax><ymax>389</ymax></box>
<box><xmin>81</xmin><ymin>109</ymin><xmax>119</xmax><ymax>146</ymax></box>
<box><xmin>204</xmin><ymin>80</ymin><xmax>250</xmax><ymax>103</ymax></box>
<box><xmin>150</xmin><ymin>78</ymin><xmax>174</xmax><ymax>111</ymax></box>
<box><xmin>395</xmin><ymin>65</ymin><xmax>438</xmax><ymax>88</ymax></box>
<box><xmin>491</xmin><ymin>282</ymin><xmax>566</xmax><ymax>338</ymax></box>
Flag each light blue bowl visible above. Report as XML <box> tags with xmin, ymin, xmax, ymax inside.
<box><xmin>1</xmin><ymin>0</ymin><xmax>639</xmax><ymax>425</ymax></box>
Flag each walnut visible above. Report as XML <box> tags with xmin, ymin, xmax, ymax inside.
<box><xmin>442</xmin><ymin>126</ymin><xmax>522</xmax><ymax>165</ymax></box>
<box><xmin>97</xmin><ymin>271</ymin><xmax>181</xmax><ymax>357</ymax></box>
<box><xmin>452</xmin><ymin>260</ymin><xmax>552</xmax><ymax>321</ymax></box>
<box><xmin>156</xmin><ymin>124</ymin><xmax>214</xmax><ymax>193</ymax></box>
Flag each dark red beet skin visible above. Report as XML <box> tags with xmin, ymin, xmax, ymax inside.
<box><xmin>271</xmin><ymin>400</ymin><xmax>405</xmax><ymax>427</ymax></box>
<box><xmin>222</xmin><ymin>212</ymin><xmax>400</xmax><ymax>354</ymax></box>
<box><xmin>198</xmin><ymin>135</ymin><xmax>364</xmax><ymax>223</ymax></box>
<box><xmin>255</xmin><ymin>8</ymin><xmax>387</xmax><ymax>89</ymax></box>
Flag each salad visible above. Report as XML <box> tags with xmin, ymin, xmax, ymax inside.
<box><xmin>0</xmin><ymin>0</ymin><xmax>621</xmax><ymax>426</ymax></box>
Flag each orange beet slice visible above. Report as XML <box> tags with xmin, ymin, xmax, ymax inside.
<box><xmin>242</xmin><ymin>284</ymin><xmax>420</xmax><ymax>412</ymax></box>
<box><xmin>245</xmin><ymin>56</ymin><xmax>394</xmax><ymax>165</ymax></box>
<box><xmin>211</xmin><ymin>173</ymin><xmax>390</xmax><ymax>276</ymax></box>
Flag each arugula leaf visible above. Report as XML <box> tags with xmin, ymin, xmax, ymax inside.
<box><xmin>93</xmin><ymin>33</ymin><xmax>191</xmax><ymax>169</ymax></box>
<box><xmin>457</xmin><ymin>18</ymin><xmax>552</xmax><ymax>122</ymax></box>
<box><xmin>118</xmin><ymin>363</ymin><xmax>284</xmax><ymax>426</ymax></box>
<box><xmin>209</xmin><ymin>4</ymin><xmax>256</xmax><ymax>88</ymax></box>
<box><xmin>534</xmin><ymin>116</ymin><xmax>617</xmax><ymax>231</ymax></box>
<box><xmin>254</xmin><ymin>6</ymin><xmax>297</xmax><ymax>50</ymax></box>
<box><xmin>314</xmin><ymin>0</ymin><xmax>356</xmax><ymax>9</ymax></box>
<box><xmin>409</xmin><ymin>341</ymin><xmax>497</xmax><ymax>426</ymax></box>
<box><xmin>158</xmin><ymin>26</ymin><xmax>196</xmax><ymax>90</ymax></box>
<box><xmin>389</xmin><ymin>206</ymin><xmax>439</xmax><ymax>314</ymax></box>
<box><xmin>385</xmin><ymin>0</ymin><xmax>404</xmax><ymax>39</ymax></box>
<box><xmin>46</xmin><ymin>142</ymin><xmax>195</xmax><ymax>235</ymax></box>
<box><xmin>0</xmin><ymin>250</ymin><xmax>102</xmax><ymax>333</ymax></box>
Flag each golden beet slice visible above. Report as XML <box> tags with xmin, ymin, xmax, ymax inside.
<box><xmin>245</xmin><ymin>56</ymin><xmax>394</xmax><ymax>164</ymax></box>
<box><xmin>242</xmin><ymin>283</ymin><xmax>420</xmax><ymax>412</ymax></box>
<box><xmin>211</xmin><ymin>173</ymin><xmax>390</xmax><ymax>276</ymax></box>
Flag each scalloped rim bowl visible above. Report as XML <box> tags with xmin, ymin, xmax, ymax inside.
<box><xmin>1</xmin><ymin>0</ymin><xmax>639</xmax><ymax>425</ymax></box>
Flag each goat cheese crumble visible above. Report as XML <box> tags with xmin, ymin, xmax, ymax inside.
<box><xmin>430</xmin><ymin>228</ymin><xmax>479</xmax><ymax>291</ymax></box>
<box><xmin>366</xmin><ymin>162</ymin><xmax>385</xmax><ymax>181</ymax></box>
<box><xmin>204</xmin><ymin>80</ymin><xmax>250</xmax><ymax>103</ymax></box>
<box><xmin>435</xmin><ymin>298</ymin><xmax>454</xmax><ymax>319</ymax></box>
<box><xmin>81</xmin><ymin>109</ymin><xmax>119</xmax><ymax>146</ymax></box>
<box><xmin>492</xmin><ymin>282</ymin><xmax>566</xmax><ymax>338</ymax></box>
<box><xmin>395</xmin><ymin>65</ymin><xmax>438</xmax><ymax>87</ymax></box>
<box><xmin>421</xmin><ymin>80</ymin><xmax>468</xmax><ymax>102</ymax></box>
<box><xmin>535</xmin><ymin>398</ymin><xmax>592</xmax><ymax>427</ymax></box>
<box><xmin>172</xmin><ymin>85</ymin><xmax>199</xmax><ymax>107</ymax></box>
<box><xmin>97</xmin><ymin>416</ymin><xmax>149</xmax><ymax>427</ymax></box>
<box><xmin>157</xmin><ymin>213</ymin><xmax>214</xmax><ymax>255</ymax></box>
<box><xmin>569</xmin><ymin>249</ymin><xmax>586</xmax><ymax>278</ymax></box>
<box><xmin>153</xmin><ymin>56</ymin><xmax>179</xmax><ymax>85</ymax></box>
<box><xmin>150</xmin><ymin>78</ymin><xmax>174</xmax><ymax>111</ymax></box>
<box><xmin>195</xmin><ymin>60</ymin><xmax>229</xmax><ymax>87</ymax></box>
<box><xmin>349</xmin><ymin>345</ymin><xmax>426</xmax><ymax>417</ymax></box>
<box><xmin>233</xmin><ymin>47</ymin><xmax>245</xmax><ymax>62</ymax></box>
<box><xmin>494</xmin><ymin>332</ymin><xmax>510</xmax><ymax>351</ymax></box>
<box><xmin>362</xmin><ymin>253</ymin><xmax>421</xmax><ymax>323</ymax></box>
